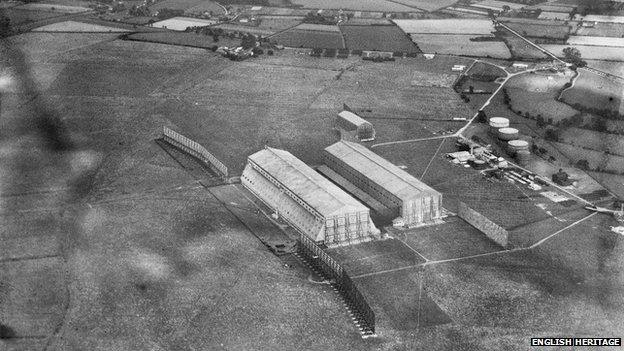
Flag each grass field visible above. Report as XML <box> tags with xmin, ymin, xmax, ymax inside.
<box><xmin>568</xmin><ymin>35</ymin><xmax>624</xmax><ymax>47</ymax></box>
<box><xmin>400</xmin><ymin>216</ymin><xmax>504</xmax><ymax>260</ymax></box>
<box><xmin>503</xmin><ymin>22</ymin><xmax>570</xmax><ymax>40</ymax></box>
<box><xmin>500</xmin><ymin>32</ymin><xmax>550</xmax><ymax>60</ymax></box>
<box><xmin>395</xmin><ymin>19</ymin><xmax>495</xmax><ymax>34</ymax></box>
<box><xmin>586</xmin><ymin>60</ymin><xmax>624</xmax><ymax>78</ymax></box>
<box><xmin>255</xmin><ymin>15</ymin><xmax>303</xmax><ymax>31</ymax></box>
<box><xmin>410</xmin><ymin>34</ymin><xmax>512</xmax><ymax>59</ymax></box>
<box><xmin>327</xmin><ymin>239</ymin><xmax>425</xmax><ymax>276</ymax></box>
<box><xmin>560</xmin><ymin>69</ymin><xmax>624</xmax><ymax>115</ymax></box>
<box><xmin>13</xmin><ymin>2</ymin><xmax>90</xmax><ymax>13</ymax></box>
<box><xmin>340</xmin><ymin>24</ymin><xmax>420</xmax><ymax>53</ymax></box>
<box><xmin>389</xmin><ymin>0</ymin><xmax>457</xmax><ymax>11</ymax></box>
<box><xmin>310</xmin><ymin>59</ymin><xmax>474</xmax><ymax>118</ymax></box>
<box><xmin>472</xmin><ymin>0</ymin><xmax>525</xmax><ymax>10</ymax></box>
<box><xmin>126</xmin><ymin>31</ymin><xmax>240</xmax><ymax>49</ymax></box>
<box><xmin>575</xmin><ymin>22</ymin><xmax>624</xmax><ymax>37</ymax></box>
<box><xmin>271</xmin><ymin>28</ymin><xmax>345</xmax><ymax>48</ymax></box>
<box><xmin>184</xmin><ymin>0</ymin><xmax>226</xmax><ymax>15</ymax></box>
<box><xmin>559</xmin><ymin>127</ymin><xmax>624</xmax><ymax>157</ymax></box>
<box><xmin>505</xmin><ymin>72</ymin><xmax>579</xmax><ymax>123</ymax></box>
<box><xmin>0</xmin><ymin>258</ymin><xmax>67</xmax><ymax>337</ymax></box>
<box><xmin>149</xmin><ymin>0</ymin><xmax>208</xmax><ymax>11</ymax></box>
<box><xmin>553</xmin><ymin>142</ymin><xmax>624</xmax><ymax>173</ymax></box>
<box><xmin>2</xmin><ymin>8</ymin><xmax>64</xmax><ymax>26</ymax></box>
<box><xmin>33</xmin><ymin>20</ymin><xmax>131</xmax><ymax>32</ymax></box>
<box><xmin>289</xmin><ymin>0</ymin><xmax>418</xmax><ymax>11</ymax></box>
<box><xmin>542</xmin><ymin>44</ymin><xmax>624</xmax><ymax>61</ymax></box>
<box><xmin>151</xmin><ymin>17</ymin><xmax>216</xmax><ymax>31</ymax></box>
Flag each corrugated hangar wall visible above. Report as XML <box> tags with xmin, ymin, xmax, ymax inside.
<box><xmin>322</xmin><ymin>141</ymin><xmax>443</xmax><ymax>227</ymax></box>
<box><xmin>241</xmin><ymin>148</ymin><xmax>379</xmax><ymax>246</ymax></box>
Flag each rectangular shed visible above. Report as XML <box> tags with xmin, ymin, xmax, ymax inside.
<box><xmin>323</xmin><ymin>141</ymin><xmax>443</xmax><ymax>227</ymax></box>
<box><xmin>335</xmin><ymin>111</ymin><xmax>376</xmax><ymax>142</ymax></box>
<box><xmin>241</xmin><ymin>146</ymin><xmax>379</xmax><ymax>246</ymax></box>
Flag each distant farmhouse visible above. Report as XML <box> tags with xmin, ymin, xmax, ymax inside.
<box><xmin>241</xmin><ymin>147</ymin><xmax>380</xmax><ymax>247</ymax></box>
<box><xmin>335</xmin><ymin>110</ymin><xmax>376</xmax><ymax>142</ymax></box>
<box><xmin>323</xmin><ymin>140</ymin><xmax>443</xmax><ymax>228</ymax></box>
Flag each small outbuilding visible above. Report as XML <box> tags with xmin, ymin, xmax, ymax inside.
<box><xmin>335</xmin><ymin>110</ymin><xmax>376</xmax><ymax>142</ymax></box>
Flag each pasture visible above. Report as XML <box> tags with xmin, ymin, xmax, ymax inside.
<box><xmin>126</xmin><ymin>31</ymin><xmax>238</xmax><ymax>49</ymax></box>
<box><xmin>388</xmin><ymin>0</ymin><xmax>457</xmax><ymax>12</ymax></box>
<box><xmin>256</xmin><ymin>16</ymin><xmax>303</xmax><ymax>31</ymax></box>
<box><xmin>394</xmin><ymin>19</ymin><xmax>495</xmax><ymax>34</ymax></box>
<box><xmin>559</xmin><ymin>127</ymin><xmax>624</xmax><ymax>157</ymax></box>
<box><xmin>472</xmin><ymin>0</ymin><xmax>525</xmax><ymax>11</ymax></box>
<box><xmin>33</xmin><ymin>20</ymin><xmax>130</xmax><ymax>32</ymax></box>
<box><xmin>340</xmin><ymin>24</ymin><xmax>420</xmax><ymax>53</ymax></box>
<box><xmin>503</xmin><ymin>22</ymin><xmax>570</xmax><ymax>40</ymax></box>
<box><xmin>13</xmin><ymin>2</ymin><xmax>90</xmax><ymax>13</ymax></box>
<box><xmin>271</xmin><ymin>28</ymin><xmax>345</xmax><ymax>48</ymax></box>
<box><xmin>294</xmin><ymin>23</ymin><xmax>341</xmax><ymax>32</ymax></box>
<box><xmin>560</xmin><ymin>69</ymin><xmax>624</xmax><ymax>115</ymax></box>
<box><xmin>586</xmin><ymin>60</ymin><xmax>624</xmax><ymax>77</ymax></box>
<box><xmin>542</xmin><ymin>44</ymin><xmax>624</xmax><ymax>61</ymax></box>
<box><xmin>567</xmin><ymin>36</ymin><xmax>624</xmax><ymax>47</ymax></box>
<box><xmin>410</xmin><ymin>34</ymin><xmax>512</xmax><ymax>59</ymax></box>
<box><xmin>289</xmin><ymin>0</ymin><xmax>417</xmax><ymax>12</ymax></box>
<box><xmin>151</xmin><ymin>17</ymin><xmax>216</xmax><ymax>31</ymax></box>
<box><xmin>575</xmin><ymin>22</ymin><xmax>624</xmax><ymax>38</ymax></box>
<box><xmin>2</xmin><ymin>8</ymin><xmax>64</xmax><ymax>26</ymax></box>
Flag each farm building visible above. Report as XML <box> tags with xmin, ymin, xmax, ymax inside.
<box><xmin>323</xmin><ymin>141</ymin><xmax>443</xmax><ymax>227</ymax></box>
<box><xmin>335</xmin><ymin>111</ymin><xmax>376</xmax><ymax>141</ymax></box>
<box><xmin>241</xmin><ymin>146</ymin><xmax>379</xmax><ymax>246</ymax></box>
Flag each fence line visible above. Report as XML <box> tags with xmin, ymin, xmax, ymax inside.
<box><xmin>162</xmin><ymin>126</ymin><xmax>228</xmax><ymax>179</ymax></box>
<box><xmin>457</xmin><ymin>201</ymin><xmax>509</xmax><ymax>248</ymax></box>
<box><xmin>297</xmin><ymin>233</ymin><xmax>375</xmax><ymax>335</ymax></box>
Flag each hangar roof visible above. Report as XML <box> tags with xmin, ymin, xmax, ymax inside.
<box><xmin>324</xmin><ymin>141</ymin><xmax>441</xmax><ymax>202</ymax></box>
<box><xmin>248</xmin><ymin>147</ymin><xmax>369</xmax><ymax>218</ymax></box>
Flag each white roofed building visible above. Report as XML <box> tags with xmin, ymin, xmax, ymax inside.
<box><xmin>241</xmin><ymin>147</ymin><xmax>379</xmax><ymax>246</ymax></box>
<box><xmin>323</xmin><ymin>141</ymin><xmax>443</xmax><ymax>227</ymax></box>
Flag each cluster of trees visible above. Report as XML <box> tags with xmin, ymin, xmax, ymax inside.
<box><xmin>156</xmin><ymin>8</ymin><xmax>184</xmax><ymax>20</ymax></box>
<box><xmin>129</xmin><ymin>5</ymin><xmax>150</xmax><ymax>17</ymax></box>
<box><xmin>562</xmin><ymin>47</ymin><xmax>587</xmax><ymax>68</ymax></box>
<box><xmin>302</xmin><ymin>12</ymin><xmax>340</xmax><ymax>25</ymax></box>
<box><xmin>0</xmin><ymin>10</ymin><xmax>11</xmax><ymax>38</ymax></box>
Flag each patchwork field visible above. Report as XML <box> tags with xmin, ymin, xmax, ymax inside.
<box><xmin>388</xmin><ymin>0</ymin><xmax>457</xmax><ymax>12</ymax></box>
<box><xmin>394</xmin><ymin>19</ymin><xmax>495</xmax><ymax>34</ymax></box>
<box><xmin>271</xmin><ymin>28</ymin><xmax>345</xmax><ymax>48</ymax></box>
<box><xmin>410</xmin><ymin>34</ymin><xmax>512</xmax><ymax>59</ymax></box>
<box><xmin>559</xmin><ymin>128</ymin><xmax>624</xmax><ymax>157</ymax></box>
<box><xmin>289</xmin><ymin>0</ymin><xmax>417</xmax><ymax>12</ymax></box>
<box><xmin>560</xmin><ymin>69</ymin><xmax>624</xmax><ymax>115</ymax></box>
<box><xmin>339</xmin><ymin>24</ymin><xmax>420</xmax><ymax>53</ymax></box>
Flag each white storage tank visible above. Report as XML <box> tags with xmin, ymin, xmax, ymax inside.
<box><xmin>516</xmin><ymin>150</ymin><xmax>531</xmax><ymax>166</ymax></box>
<box><xmin>507</xmin><ymin>139</ymin><xmax>530</xmax><ymax>152</ymax></box>
<box><xmin>498</xmin><ymin>127</ymin><xmax>519</xmax><ymax>141</ymax></box>
<box><xmin>489</xmin><ymin>117</ymin><xmax>509</xmax><ymax>129</ymax></box>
